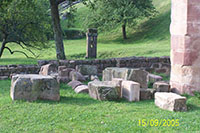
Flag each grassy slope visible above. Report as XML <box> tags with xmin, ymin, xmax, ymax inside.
<box><xmin>0</xmin><ymin>0</ymin><xmax>171</xmax><ymax>65</ymax></box>
<box><xmin>0</xmin><ymin>80</ymin><xmax>200</xmax><ymax>132</ymax></box>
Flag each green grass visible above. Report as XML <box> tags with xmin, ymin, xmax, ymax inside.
<box><xmin>0</xmin><ymin>0</ymin><xmax>171</xmax><ymax>65</ymax></box>
<box><xmin>0</xmin><ymin>80</ymin><xmax>200</xmax><ymax>132</ymax></box>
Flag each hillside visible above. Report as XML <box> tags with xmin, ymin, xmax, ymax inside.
<box><xmin>0</xmin><ymin>0</ymin><xmax>171</xmax><ymax>65</ymax></box>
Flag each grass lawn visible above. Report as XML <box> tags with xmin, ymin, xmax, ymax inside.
<box><xmin>0</xmin><ymin>80</ymin><xmax>200</xmax><ymax>132</ymax></box>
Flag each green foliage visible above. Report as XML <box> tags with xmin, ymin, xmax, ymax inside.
<box><xmin>85</xmin><ymin>0</ymin><xmax>156</xmax><ymax>31</ymax></box>
<box><xmin>0</xmin><ymin>80</ymin><xmax>200</xmax><ymax>132</ymax></box>
<box><xmin>0</xmin><ymin>0</ymin><xmax>52</xmax><ymax>57</ymax></box>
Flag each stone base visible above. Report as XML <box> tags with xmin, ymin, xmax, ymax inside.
<box><xmin>155</xmin><ymin>92</ymin><xmax>187</xmax><ymax>112</ymax></box>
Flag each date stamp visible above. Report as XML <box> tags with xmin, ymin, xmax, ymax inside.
<box><xmin>138</xmin><ymin>119</ymin><xmax>179</xmax><ymax>127</ymax></box>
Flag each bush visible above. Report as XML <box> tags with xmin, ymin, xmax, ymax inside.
<box><xmin>63</xmin><ymin>29</ymin><xmax>85</xmax><ymax>39</ymax></box>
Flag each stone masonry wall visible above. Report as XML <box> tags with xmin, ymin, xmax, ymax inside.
<box><xmin>0</xmin><ymin>56</ymin><xmax>170</xmax><ymax>80</ymax></box>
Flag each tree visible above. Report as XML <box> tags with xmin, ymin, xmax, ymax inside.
<box><xmin>0</xmin><ymin>0</ymin><xmax>51</xmax><ymax>58</ymax></box>
<box><xmin>85</xmin><ymin>0</ymin><xmax>156</xmax><ymax>39</ymax></box>
<box><xmin>49</xmin><ymin>0</ymin><xmax>87</xmax><ymax>60</ymax></box>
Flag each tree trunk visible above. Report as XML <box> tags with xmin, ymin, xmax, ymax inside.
<box><xmin>49</xmin><ymin>0</ymin><xmax>66</xmax><ymax>60</ymax></box>
<box><xmin>0</xmin><ymin>39</ymin><xmax>7</xmax><ymax>58</ymax></box>
<box><xmin>122</xmin><ymin>24</ymin><xmax>127</xmax><ymax>40</ymax></box>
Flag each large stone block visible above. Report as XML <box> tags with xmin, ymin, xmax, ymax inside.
<box><xmin>88</xmin><ymin>81</ymin><xmax>120</xmax><ymax>101</ymax></box>
<box><xmin>39</xmin><ymin>64</ymin><xmax>57</xmax><ymax>76</ymax></box>
<box><xmin>103</xmin><ymin>67</ymin><xmax>148</xmax><ymax>89</ymax></box>
<box><xmin>155</xmin><ymin>92</ymin><xmax>187</xmax><ymax>112</ymax></box>
<box><xmin>76</xmin><ymin>65</ymin><xmax>98</xmax><ymax>76</ymax></box>
<box><xmin>125</xmin><ymin>69</ymin><xmax>148</xmax><ymax>89</ymax></box>
<box><xmin>10</xmin><ymin>74</ymin><xmax>60</xmax><ymax>101</ymax></box>
<box><xmin>121</xmin><ymin>81</ymin><xmax>140</xmax><ymax>102</ymax></box>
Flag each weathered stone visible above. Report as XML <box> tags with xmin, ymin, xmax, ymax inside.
<box><xmin>102</xmin><ymin>67</ymin><xmax>129</xmax><ymax>81</ymax></box>
<box><xmin>59</xmin><ymin>68</ymin><xmax>74</xmax><ymax>77</ymax></box>
<box><xmin>10</xmin><ymin>74</ymin><xmax>60</xmax><ymax>101</ymax></box>
<box><xmin>121</xmin><ymin>81</ymin><xmax>140</xmax><ymax>102</ymax></box>
<box><xmin>57</xmin><ymin>76</ymin><xmax>70</xmax><ymax>84</ymax></box>
<box><xmin>140</xmin><ymin>89</ymin><xmax>155</xmax><ymax>100</ymax></box>
<box><xmin>86</xmin><ymin>28</ymin><xmax>98</xmax><ymax>59</ymax></box>
<box><xmin>90</xmin><ymin>75</ymin><xmax>99</xmax><ymax>81</ymax></box>
<box><xmin>67</xmin><ymin>80</ymin><xmax>83</xmax><ymax>89</ymax></box>
<box><xmin>112</xmin><ymin>78</ymin><xmax>123</xmax><ymax>98</ymax></box>
<box><xmin>88</xmin><ymin>81</ymin><xmax>120</xmax><ymax>101</ymax></box>
<box><xmin>103</xmin><ymin>67</ymin><xmax>148</xmax><ymax>89</ymax></box>
<box><xmin>170</xmin><ymin>0</ymin><xmax>200</xmax><ymax>95</ymax></box>
<box><xmin>148</xmin><ymin>74</ymin><xmax>163</xmax><ymax>83</ymax></box>
<box><xmin>0</xmin><ymin>76</ymin><xmax>9</xmax><ymax>80</ymax></box>
<box><xmin>76</xmin><ymin>65</ymin><xmax>98</xmax><ymax>76</ymax></box>
<box><xmin>74</xmin><ymin>85</ymin><xmax>89</xmax><ymax>94</ymax></box>
<box><xmin>39</xmin><ymin>64</ymin><xmax>57</xmax><ymax>76</ymax></box>
<box><xmin>153</xmin><ymin>81</ymin><xmax>170</xmax><ymax>92</ymax></box>
<box><xmin>125</xmin><ymin>69</ymin><xmax>148</xmax><ymax>89</ymax></box>
<box><xmin>155</xmin><ymin>92</ymin><xmax>187</xmax><ymax>112</ymax></box>
<box><xmin>69</xmin><ymin>71</ymin><xmax>86</xmax><ymax>81</ymax></box>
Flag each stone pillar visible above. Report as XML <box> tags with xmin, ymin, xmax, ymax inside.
<box><xmin>86</xmin><ymin>28</ymin><xmax>98</xmax><ymax>59</ymax></box>
<box><xmin>170</xmin><ymin>0</ymin><xmax>200</xmax><ymax>95</ymax></box>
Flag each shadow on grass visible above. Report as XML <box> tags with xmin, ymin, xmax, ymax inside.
<box><xmin>187</xmin><ymin>104</ymin><xmax>200</xmax><ymax>112</ymax></box>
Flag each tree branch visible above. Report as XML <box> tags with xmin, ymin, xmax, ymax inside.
<box><xmin>4</xmin><ymin>46</ymin><xmax>34</xmax><ymax>59</ymax></box>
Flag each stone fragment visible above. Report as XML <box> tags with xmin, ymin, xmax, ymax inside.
<box><xmin>58</xmin><ymin>68</ymin><xmax>74</xmax><ymax>77</ymax></box>
<box><xmin>155</xmin><ymin>92</ymin><xmax>187</xmax><ymax>112</ymax></box>
<box><xmin>140</xmin><ymin>89</ymin><xmax>155</xmax><ymax>100</ymax></box>
<box><xmin>102</xmin><ymin>67</ymin><xmax>128</xmax><ymax>81</ymax></box>
<box><xmin>0</xmin><ymin>76</ymin><xmax>9</xmax><ymax>80</ymax></box>
<box><xmin>57</xmin><ymin>76</ymin><xmax>70</xmax><ymax>84</ymax></box>
<box><xmin>121</xmin><ymin>81</ymin><xmax>140</xmax><ymax>102</ymax></box>
<box><xmin>76</xmin><ymin>65</ymin><xmax>98</xmax><ymax>75</ymax></box>
<box><xmin>90</xmin><ymin>75</ymin><xmax>99</xmax><ymax>81</ymax></box>
<box><xmin>67</xmin><ymin>80</ymin><xmax>83</xmax><ymax>89</ymax></box>
<box><xmin>112</xmin><ymin>78</ymin><xmax>123</xmax><ymax>98</ymax></box>
<box><xmin>153</xmin><ymin>81</ymin><xmax>170</xmax><ymax>92</ymax></box>
<box><xmin>125</xmin><ymin>69</ymin><xmax>148</xmax><ymax>89</ymax></box>
<box><xmin>39</xmin><ymin>64</ymin><xmax>57</xmax><ymax>76</ymax></box>
<box><xmin>10</xmin><ymin>74</ymin><xmax>60</xmax><ymax>101</ymax></box>
<box><xmin>69</xmin><ymin>71</ymin><xmax>86</xmax><ymax>81</ymax></box>
<box><xmin>74</xmin><ymin>85</ymin><xmax>89</xmax><ymax>94</ymax></box>
<box><xmin>148</xmin><ymin>74</ymin><xmax>163</xmax><ymax>83</ymax></box>
<box><xmin>88</xmin><ymin>81</ymin><xmax>120</xmax><ymax>101</ymax></box>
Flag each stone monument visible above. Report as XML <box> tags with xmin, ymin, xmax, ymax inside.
<box><xmin>86</xmin><ymin>28</ymin><xmax>98</xmax><ymax>59</ymax></box>
<box><xmin>170</xmin><ymin>0</ymin><xmax>200</xmax><ymax>95</ymax></box>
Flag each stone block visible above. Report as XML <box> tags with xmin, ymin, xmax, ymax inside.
<box><xmin>69</xmin><ymin>71</ymin><xmax>86</xmax><ymax>81</ymax></box>
<box><xmin>39</xmin><ymin>64</ymin><xmax>57</xmax><ymax>76</ymax></box>
<box><xmin>148</xmin><ymin>74</ymin><xmax>163</xmax><ymax>83</ymax></box>
<box><xmin>76</xmin><ymin>65</ymin><xmax>98</xmax><ymax>75</ymax></box>
<box><xmin>125</xmin><ymin>69</ymin><xmax>148</xmax><ymax>89</ymax></box>
<box><xmin>88</xmin><ymin>81</ymin><xmax>120</xmax><ymax>101</ymax></box>
<box><xmin>140</xmin><ymin>89</ymin><xmax>155</xmax><ymax>100</ymax></box>
<box><xmin>57</xmin><ymin>76</ymin><xmax>70</xmax><ymax>84</ymax></box>
<box><xmin>121</xmin><ymin>81</ymin><xmax>140</xmax><ymax>102</ymax></box>
<box><xmin>67</xmin><ymin>80</ymin><xmax>83</xmax><ymax>89</ymax></box>
<box><xmin>155</xmin><ymin>92</ymin><xmax>187</xmax><ymax>111</ymax></box>
<box><xmin>153</xmin><ymin>81</ymin><xmax>170</xmax><ymax>92</ymax></box>
<box><xmin>10</xmin><ymin>74</ymin><xmax>60</xmax><ymax>101</ymax></box>
<box><xmin>74</xmin><ymin>85</ymin><xmax>89</xmax><ymax>94</ymax></box>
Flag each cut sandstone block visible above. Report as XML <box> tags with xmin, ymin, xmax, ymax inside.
<box><xmin>88</xmin><ymin>81</ymin><xmax>120</xmax><ymax>101</ymax></box>
<box><xmin>153</xmin><ymin>81</ymin><xmax>170</xmax><ymax>92</ymax></box>
<box><xmin>10</xmin><ymin>74</ymin><xmax>60</xmax><ymax>101</ymax></box>
<box><xmin>39</xmin><ymin>64</ymin><xmax>57</xmax><ymax>76</ymax></box>
<box><xmin>121</xmin><ymin>81</ymin><xmax>140</xmax><ymax>102</ymax></box>
<box><xmin>148</xmin><ymin>74</ymin><xmax>163</xmax><ymax>83</ymax></box>
<box><xmin>76</xmin><ymin>65</ymin><xmax>98</xmax><ymax>76</ymax></box>
<box><xmin>103</xmin><ymin>67</ymin><xmax>148</xmax><ymax>89</ymax></box>
<box><xmin>67</xmin><ymin>80</ymin><xmax>83</xmax><ymax>89</ymax></box>
<box><xmin>140</xmin><ymin>89</ymin><xmax>155</xmax><ymax>100</ymax></box>
<box><xmin>155</xmin><ymin>92</ymin><xmax>187</xmax><ymax>112</ymax></box>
